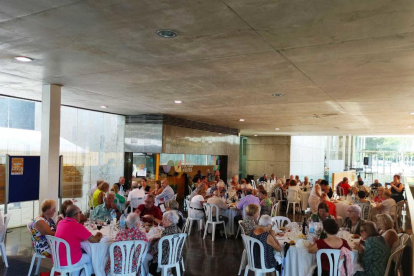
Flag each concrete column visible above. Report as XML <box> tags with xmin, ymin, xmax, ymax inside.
<box><xmin>39</xmin><ymin>84</ymin><xmax>61</xmax><ymax>205</ymax></box>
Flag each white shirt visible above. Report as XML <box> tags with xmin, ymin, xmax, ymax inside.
<box><xmin>127</xmin><ymin>188</ymin><xmax>145</xmax><ymax>201</ymax></box>
<box><xmin>191</xmin><ymin>195</ymin><xmax>204</xmax><ymax>209</ymax></box>
<box><xmin>380</xmin><ymin>198</ymin><xmax>396</xmax><ymax>215</ymax></box>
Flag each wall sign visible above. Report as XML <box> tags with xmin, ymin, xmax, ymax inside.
<box><xmin>11</xmin><ymin>158</ymin><xmax>24</xmax><ymax>175</ymax></box>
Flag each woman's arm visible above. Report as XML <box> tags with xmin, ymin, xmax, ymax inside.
<box><xmin>308</xmin><ymin>242</ymin><xmax>318</xmax><ymax>253</ymax></box>
<box><xmin>266</xmin><ymin>233</ymin><xmax>282</xmax><ymax>252</ymax></box>
<box><xmin>315</xmin><ymin>185</ymin><xmax>321</xmax><ymax>197</ymax></box>
<box><xmin>98</xmin><ymin>191</ymin><xmax>104</xmax><ymax>205</ymax></box>
<box><xmin>383</xmin><ymin>231</ymin><xmax>398</xmax><ymax>249</ymax></box>
<box><xmin>392</xmin><ymin>183</ymin><xmax>404</xmax><ymax>193</ymax></box>
<box><xmin>35</xmin><ymin>220</ymin><xmax>55</xmax><ymax>236</ymax></box>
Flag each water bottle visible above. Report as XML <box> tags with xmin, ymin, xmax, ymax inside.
<box><xmin>110</xmin><ymin>209</ymin><xmax>116</xmax><ymax>221</ymax></box>
<box><xmin>119</xmin><ymin>214</ymin><xmax>126</xmax><ymax>230</ymax></box>
<box><xmin>351</xmin><ymin>193</ymin><xmax>355</xmax><ymax>203</ymax></box>
<box><xmin>308</xmin><ymin>219</ymin><xmax>315</xmax><ymax>242</ymax></box>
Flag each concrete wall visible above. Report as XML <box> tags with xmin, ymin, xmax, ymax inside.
<box><xmin>290</xmin><ymin>136</ymin><xmax>325</xmax><ymax>182</ymax></box>
<box><xmin>246</xmin><ymin>136</ymin><xmax>291</xmax><ymax>179</ymax></box>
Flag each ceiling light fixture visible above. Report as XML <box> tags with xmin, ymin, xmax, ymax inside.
<box><xmin>408</xmin><ymin>126</ymin><xmax>413</xmax><ymax>128</ymax></box>
<box><xmin>157</xmin><ymin>30</ymin><xmax>177</xmax><ymax>38</ymax></box>
<box><xmin>174</xmin><ymin>100</ymin><xmax>182</xmax><ymax>104</ymax></box>
<box><xmin>275</xmin><ymin>128</ymin><xmax>280</xmax><ymax>130</ymax></box>
<box><xmin>100</xmin><ymin>105</ymin><xmax>108</xmax><ymax>108</ymax></box>
<box><xmin>410</xmin><ymin>112</ymin><xmax>414</xmax><ymax>115</ymax></box>
<box><xmin>271</xmin><ymin>93</ymin><xmax>283</xmax><ymax>97</ymax></box>
<box><xmin>254</xmin><ymin>134</ymin><xmax>258</xmax><ymax>136</ymax></box>
<box><xmin>14</xmin><ymin>56</ymin><xmax>33</xmax><ymax>62</ymax></box>
<box><xmin>239</xmin><ymin>119</ymin><xmax>245</xmax><ymax>122</ymax></box>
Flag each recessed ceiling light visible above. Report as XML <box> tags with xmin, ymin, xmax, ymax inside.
<box><xmin>157</xmin><ymin>30</ymin><xmax>177</xmax><ymax>38</ymax></box>
<box><xmin>408</xmin><ymin>126</ymin><xmax>412</xmax><ymax>128</ymax></box>
<box><xmin>254</xmin><ymin>135</ymin><xmax>258</xmax><ymax>136</ymax></box>
<box><xmin>275</xmin><ymin>128</ymin><xmax>280</xmax><ymax>130</ymax></box>
<box><xmin>14</xmin><ymin>56</ymin><xmax>33</xmax><ymax>62</ymax></box>
<box><xmin>218</xmin><ymin>133</ymin><xmax>222</xmax><ymax>135</ymax></box>
<box><xmin>410</xmin><ymin>112</ymin><xmax>414</xmax><ymax>115</ymax></box>
<box><xmin>271</xmin><ymin>93</ymin><xmax>283</xmax><ymax>97</ymax></box>
<box><xmin>239</xmin><ymin>119</ymin><xmax>245</xmax><ymax>122</ymax></box>
<box><xmin>174</xmin><ymin>100</ymin><xmax>182</xmax><ymax>104</ymax></box>
<box><xmin>100</xmin><ymin>105</ymin><xmax>108</xmax><ymax>108</ymax></box>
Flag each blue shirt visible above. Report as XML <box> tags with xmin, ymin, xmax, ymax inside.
<box><xmin>156</xmin><ymin>185</ymin><xmax>175</xmax><ymax>202</ymax></box>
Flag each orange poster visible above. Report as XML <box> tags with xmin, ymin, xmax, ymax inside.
<box><xmin>11</xmin><ymin>158</ymin><xmax>24</xmax><ymax>175</ymax></box>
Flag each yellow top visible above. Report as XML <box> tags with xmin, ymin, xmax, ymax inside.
<box><xmin>91</xmin><ymin>189</ymin><xmax>103</xmax><ymax>208</ymax></box>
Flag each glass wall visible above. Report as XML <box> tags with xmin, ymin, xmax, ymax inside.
<box><xmin>0</xmin><ymin>96</ymin><xmax>125</xmax><ymax>227</ymax></box>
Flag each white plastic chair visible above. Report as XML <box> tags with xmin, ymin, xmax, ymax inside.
<box><xmin>271</xmin><ymin>216</ymin><xmax>291</xmax><ymax>231</ymax></box>
<box><xmin>46</xmin><ymin>235</ymin><xmax>89</xmax><ymax>276</ymax></box>
<box><xmin>286</xmin><ymin>190</ymin><xmax>301</xmax><ymax>215</ymax></box>
<box><xmin>108</xmin><ymin>240</ymin><xmax>148</xmax><ymax>276</ymax></box>
<box><xmin>251</xmin><ymin>180</ymin><xmax>256</xmax><ymax>189</ymax></box>
<box><xmin>238</xmin><ymin>221</ymin><xmax>247</xmax><ymax>275</ymax></box>
<box><xmin>183</xmin><ymin>199</ymin><xmax>204</xmax><ymax>235</ymax></box>
<box><xmin>203</xmin><ymin>203</ymin><xmax>227</xmax><ymax>241</ymax></box>
<box><xmin>389</xmin><ymin>204</ymin><xmax>397</xmax><ymax>223</ymax></box>
<box><xmin>384</xmin><ymin>244</ymin><xmax>405</xmax><ymax>276</ymax></box>
<box><xmin>316</xmin><ymin>249</ymin><xmax>342</xmax><ymax>276</ymax></box>
<box><xmin>130</xmin><ymin>197</ymin><xmax>145</xmax><ymax>209</ymax></box>
<box><xmin>275</xmin><ymin>188</ymin><xmax>285</xmax><ymax>204</ymax></box>
<box><xmin>0</xmin><ymin>214</ymin><xmax>11</xmax><ymax>267</ymax></box>
<box><xmin>241</xmin><ymin>234</ymin><xmax>279</xmax><ymax>276</ymax></box>
<box><xmin>271</xmin><ymin>202</ymin><xmax>279</xmax><ymax>217</ymax></box>
<box><xmin>157</xmin><ymin>233</ymin><xmax>187</xmax><ymax>276</ymax></box>
<box><xmin>398</xmin><ymin>233</ymin><xmax>410</xmax><ymax>246</ymax></box>
<box><xmin>172</xmin><ymin>194</ymin><xmax>178</xmax><ymax>201</ymax></box>
<box><xmin>27</xmin><ymin>221</ymin><xmax>46</xmax><ymax>276</ymax></box>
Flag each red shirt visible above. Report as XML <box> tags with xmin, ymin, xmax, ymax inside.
<box><xmin>316</xmin><ymin>239</ymin><xmax>351</xmax><ymax>271</ymax></box>
<box><xmin>341</xmin><ymin>182</ymin><xmax>351</xmax><ymax>196</ymax></box>
<box><xmin>137</xmin><ymin>204</ymin><xmax>162</xmax><ymax>222</ymax></box>
<box><xmin>323</xmin><ymin>200</ymin><xmax>337</xmax><ymax>219</ymax></box>
<box><xmin>55</xmin><ymin>217</ymin><xmax>92</xmax><ymax>266</ymax></box>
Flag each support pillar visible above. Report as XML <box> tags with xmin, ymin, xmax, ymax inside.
<box><xmin>39</xmin><ymin>84</ymin><xmax>61</xmax><ymax>206</ymax></box>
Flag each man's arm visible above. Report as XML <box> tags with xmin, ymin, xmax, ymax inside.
<box><xmin>88</xmin><ymin>232</ymin><xmax>102</xmax><ymax>243</ymax></box>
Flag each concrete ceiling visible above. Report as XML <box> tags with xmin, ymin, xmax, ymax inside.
<box><xmin>1</xmin><ymin>0</ymin><xmax>414</xmax><ymax>136</ymax></box>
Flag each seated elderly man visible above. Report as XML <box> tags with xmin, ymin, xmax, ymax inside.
<box><xmin>156</xmin><ymin>179</ymin><xmax>175</xmax><ymax>203</ymax></box>
<box><xmin>207</xmin><ymin>190</ymin><xmax>229</xmax><ymax>234</ymax></box>
<box><xmin>135</xmin><ymin>194</ymin><xmax>163</xmax><ymax>224</ymax></box>
<box><xmin>55</xmin><ymin>205</ymin><xmax>102</xmax><ymax>276</ymax></box>
<box><xmin>126</xmin><ymin>180</ymin><xmax>145</xmax><ymax>209</ymax></box>
<box><xmin>234</xmin><ymin>184</ymin><xmax>260</xmax><ymax>228</ymax></box>
<box><xmin>210</xmin><ymin>181</ymin><xmax>227</xmax><ymax>196</ymax></box>
<box><xmin>92</xmin><ymin>191</ymin><xmax>121</xmax><ymax>220</ymax></box>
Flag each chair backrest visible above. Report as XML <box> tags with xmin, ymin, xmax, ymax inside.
<box><xmin>384</xmin><ymin>244</ymin><xmax>405</xmax><ymax>276</ymax></box>
<box><xmin>130</xmin><ymin>197</ymin><xmax>144</xmax><ymax>209</ymax></box>
<box><xmin>338</xmin><ymin>187</ymin><xmax>345</xmax><ymax>197</ymax></box>
<box><xmin>203</xmin><ymin>203</ymin><xmax>221</xmax><ymax>222</ymax></box>
<box><xmin>389</xmin><ymin>204</ymin><xmax>397</xmax><ymax>221</ymax></box>
<box><xmin>271</xmin><ymin>216</ymin><xmax>291</xmax><ymax>230</ymax></box>
<box><xmin>46</xmin><ymin>235</ymin><xmax>74</xmax><ymax>269</ymax></box>
<box><xmin>238</xmin><ymin>220</ymin><xmax>246</xmax><ymax>235</ymax></box>
<box><xmin>108</xmin><ymin>240</ymin><xmax>148</xmax><ymax>275</ymax></box>
<box><xmin>0</xmin><ymin>214</ymin><xmax>11</xmax><ymax>243</ymax></box>
<box><xmin>356</xmin><ymin>204</ymin><xmax>371</xmax><ymax>220</ymax></box>
<box><xmin>157</xmin><ymin>233</ymin><xmax>187</xmax><ymax>267</ymax></box>
<box><xmin>251</xmin><ymin>180</ymin><xmax>256</xmax><ymax>189</ymax></box>
<box><xmin>286</xmin><ymin>189</ymin><xmax>299</xmax><ymax>202</ymax></box>
<box><xmin>398</xmin><ymin>233</ymin><xmax>410</xmax><ymax>246</ymax></box>
<box><xmin>271</xmin><ymin>202</ymin><xmax>279</xmax><ymax>217</ymax></box>
<box><xmin>242</xmin><ymin>234</ymin><xmax>274</xmax><ymax>273</ymax></box>
<box><xmin>316</xmin><ymin>249</ymin><xmax>342</xmax><ymax>276</ymax></box>
<box><xmin>172</xmin><ymin>194</ymin><xmax>178</xmax><ymax>201</ymax></box>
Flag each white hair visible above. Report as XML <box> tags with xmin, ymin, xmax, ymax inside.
<box><xmin>107</xmin><ymin>191</ymin><xmax>116</xmax><ymax>196</ymax></box>
<box><xmin>218</xmin><ymin>180</ymin><xmax>225</xmax><ymax>187</ymax></box>
<box><xmin>132</xmin><ymin>181</ymin><xmax>138</xmax><ymax>188</ymax></box>
<box><xmin>163</xmin><ymin>210</ymin><xmax>179</xmax><ymax>225</ymax></box>
<box><xmin>258</xmin><ymin>215</ymin><xmax>272</xmax><ymax>227</ymax></box>
<box><xmin>348</xmin><ymin>204</ymin><xmax>361</xmax><ymax>216</ymax></box>
<box><xmin>126</xmin><ymin>213</ymin><xmax>141</xmax><ymax>228</ymax></box>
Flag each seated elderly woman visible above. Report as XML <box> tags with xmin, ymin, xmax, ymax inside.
<box><xmin>148</xmin><ymin>211</ymin><xmax>182</xmax><ymax>274</ymax></box>
<box><xmin>374</xmin><ymin>189</ymin><xmax>396</xmax><ymax>215</ymax></box>
<box><xmin>250</xmin><ymin>215</ymin><xmax>282</xmax><ymax>273</ymax></box>
<box><xmin>110</xmin><ymin>184</ymin><xmax>126</xmax><ymax>205</ymax></box>
<box><xmin>308</xmin><ymin>219</ymin><xmax>351</xmax><ymax>276</ymax></box>
<box><xmin>165</xmin><ymin>199</ymin><xmax>185</xmax><ymax>229</ymax></box>
<box><xmin>105</xmin><ymin>213</ymin><xmax>148</xmax><ymax>274</ymax></box>
<box><xmin>376</xmin><ymin>214</ymin><xmax>399</xmax><ymax>253</ymax></box>
<box><xmin>189</xmin><ymin>187</ymin><xmax>207</xmax><ymax>230</ymax></box>
<box><xmin>56</xmin><ymin>200</ymin><xmax>87</xmax><ymax>226</ymax></box>
<box><xmin>354</xmin><ymin>190</ymin><xmax>371</xmax><ymax>219</ymax></box>
<box><xmin>258</xmin><ymin>190</ymin><xmax>272</xmax><ymax>216</ymax></box>
<box><xmin>354</xmin><ymin>221</ymin><xmax>390</xmax><ymax>276</ymax></box>
<box><xmin>241</xmin><ymin>204</ymin><xmax>260</xmax><ymax>235</ymax></box>
<box><xmin>90</xmin><ymin>181</ymin><xmax>109</xmax><ymax>208</ymax></box>
<box><xmin>29</xmin><ymin>199</ymin><xmax>57</xmax><ymax>258</ymax></box>
<box><xmin>342</xmin><ymin>204</ymin><xmax>364</xmax><ymax>236</ymax></box>
<box><xmin>310</xmin><ymin>202</ymin><xmax>333</xmax><ymax>222</ymax></box>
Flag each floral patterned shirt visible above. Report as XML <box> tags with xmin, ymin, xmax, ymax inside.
<box><xmin>152</xmin><ymin>224</ymin><xmax>182</xmax><ymax>265</ymax></box>
<box><xmin>105</xmin><ymin>227</ymin><xmax>148</xmax><ymax>274</ymax></box>
<box><xmin>30</xmin><ymin>216</ymin><xmax>56</xmax><ymax>258</ymax></box>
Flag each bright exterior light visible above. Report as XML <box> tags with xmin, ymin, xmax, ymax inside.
<box><xmin>254</xmin><ymin>134</ymin><xmax>258</xmax><ymax>136</ymax></box>
<box><xmin>14</xmin><ymin>56</ymin><xmax>33</xmax><ymax>62</ymax></box>
<box><xmin>174</xmin><ymin>100</ymin><xmax>182</xmax><ymax>104</ymax></box>
<box><xmin>239</xmin><ymin>119</ymin><xmax>245</xmax><ymax>122</ymax></box>
<box><xmin>275</xmin><ymin>128</ymin><xmax>280</xmax><ymax>130</ymax></box>
<box><xmin>100</xmin><ymin>105</ymin><xmax>108</xmax><ymax>108</ymax></box>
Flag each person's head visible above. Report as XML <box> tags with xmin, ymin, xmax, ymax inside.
<box><xmin>193</xmin><ymin>176</ymin><xmax>200</xmax><ymax>184</ymax></box>
<box><xmin>119</xmin><ymin>177</ymin><xmax>125</xmax><ymax>185</ymax></box>
<box><xmin>141</xmin><ymin>178</ymin><xmax>147</xmax><ymax>187</ymax></box>
<box><xmin>271</xmin><ymin>173</ymin><xmax>275</xmax><ymax>179</ymax></box>
<box><xmin>317</xmin><ymin>202</ymin><xmax>330</xmax><ymax>220</ymax></box>
<box><xmin>161</xmin><ymin>179</ymin><xmax>168</xmax><ymax>188</ymax></box>
<box><xmin>240</xmin><ymin>179</ymin><xmax>247</xmax><ymax>185</ymax></box>
<box><xmin>232</xmin><ymin>175</ymin><xmax>238</xmax><ymax>182</ymax></box>
<box><xmin>322</xmin><ymin>219</ymin><xmax>339</xmax><ymax>235</ymax></box>
<box><xmin>376</xmin><ymin>214</ymin><xmax>394</xmax><ymax>231</ymax></box>
<box><xmin>290</xmin><ymin>180</ymin><xmax>297</xmax><ymax>186</ymax></box>
<box><xmin>246</xmin><ymin>204</ymin><xmax>260</xmax><ymax>219</ymax></box>
<box><xmin>383</xmin><ymin>189</ymin><xmax>391</xmax><ymax>198</ymax></box>
<box><xmin>342</xmin><ymin>177</ymin><xmax>348</xmax><ymax>183</ymax></box>
<box><xmin>215</xmin><ymin>175</ymin><xmax>220</xmax><ymax>181</ymax></box>
<box><xmin>320</xmin><ymin>180</ymin><xmax>329</xmax><ymax>187</ymax></box>
<box><xmin>258</xmin><ymin>215</ymin><xmax>272</xmax><ymax>230</ymax></box>
<box><xmin>257</xmin><ymin>185</ymin><xmax>265</xmax><ymax>192</ymax></box>
<box><xmin>374</xmin><ymin>179</ymin><xmax>379</xmax><ymax>184</ymax></box>
<box><xmin>162</xmin><ymin>210</ymin><xmax>179</xmax><ymax>227</ymax></box>
<box><xmin>245</xmin><ymin>184</ymin><xmax>253</xmax><ymax>194</ymax></box>
<box><xmin>126</xmin><ymin>213</ymin><xmax>141</xmax><ymax>229</ymax></box>
<box><xmin>197</xmin><ymin>188</ymin><xmax>207</xmax><ymax>197</ymax></box>
<box><xmin>165</xmin><ymin>200</ymin><xmax>179</xmax><ymax>211</ymax></box>
<box><xmin>66</xmin><ymin>205</ymin><xmax>82</xmax><ymax>222</ymax></box>
<box><xmin>258</xmin><ymin>189</ymin><xmax>268</xmax><ymax>199</ymax></box>
<box><xmin>358</xmin><ymin>180</ymin><xmax>364</xmax><ymax>186</ymax></box>
<box><xmin>144</xmin><ymin>194</ymin><xmax>156</xmax><ymax>209</ymax></box>
<box><xmin>97</xmin><ymin>179</ymin><xmax>104</xmax><ymax>186</ymax></box>
<box><xmin>295</xmin><ymin>175</ymin><xmax>300</xmax><ymax>180</ymax></box>
<box><xmin>285</xmin><ymin>179</ymin><xmax>291</xmax><ymax>187</ymax></box>
<box><xmin>393</xmin><ymin>174</ymin><xmax>401</xmax><ymax>183</ymax></box>
<box><xmin>197</xmin><ymin>170</ymin><xmax>201</xmax><ymax>175</ymax></box>
<box><xmin>111</xmin><ymin>185</ymin><xmax>119</xmax><ymax>194</ymax></box>
<box><xmin>155</xmin><ymin>180</ymin><xmax>161</xmax><ymax>189</ymax></box>
<box><xmin>351</xmin><ymin>187</ymin><xmax>358</xmax><ymax>195</ymax></box>
<box><xmin>217</xmin><ymin>181</ymin><xmax>225</xmax><ymax>191</ymax></box>
<box><xmin>360</xmin><ymin>221</ymin><xmax>379</xmax><ymax>240</ymax></box>
<box><xmin>201</xmin><ymin>176</ymin><xmax>207</xmax><ymax>183</ymax></box>
<box><xmin>357</xmin><ymin>190</ymin><xmax>366</xmax><ymax>199</ymax></box>
<box><xmin>60</xmin><ymin>200</ymin><xmax>73</xmax><ymax>217</ymax></box>
<box><xmin>358</xmin><ymin>176</ymin><xmax>363</xmax><ymax>181</ymax></box>
<box><xmin>346</xmin><ymin>204</ymin><xmax>361</xmax><ymax>220</ymax></box>
<box><xmin>290</xmin><ymin>175</ymin><xmax>294</xmax><ymax>180</ymax></box>
<box><xmin>377</xmin><ymin>187</ymin><xmax>385</xmax><ymax>196</ymax></box>
<box><xmin>263</xmin><ymin>174</ymin><xmax>267</xmax><ymax>179</ymax></box>
<box><xmin>105</xmin><ymin>191</ymin><xmax>116</xmax><ymax>205</ymax></box>
<box><xmin>41</xmin><ymin>199</ymin><xmax>57</xmax><ymax>218</ymax></box>
<box><xmin>131</xmin><ymin>181</ymin><xmax>139</xmax><ymax>189</ymax></box>
<box><xmin>98</xmin><ymin>182</ymin><xmax>110</xmax><ymax>192</ymax></box>
<box><xmin>304</xmin><ymin>176</ymin><xmax>309</xmax><ymax>182</ymax></box>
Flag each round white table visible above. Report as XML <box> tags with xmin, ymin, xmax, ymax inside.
<box><xmin>221</xmin><ymin>207</ymin><xmax>241</xmax><ymax>235</ymax></box>
<box><xmin>81</xmin><ymin>226</ymin><xmax>159</xmax><ymax>276</ymax></box>
<box><xmin>300</xmin><ymin>192</ymin><xmax>311</xmax><ymax>211</ymax></box>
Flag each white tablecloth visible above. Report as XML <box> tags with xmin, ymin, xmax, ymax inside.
<box><xmin>221</xmin><ymin>207</ymin><xmax>241</xmax><ymax>235</ymax></box>
<box><xmin>81</xmin><ymin>226</ymin><xmax>158</xmax><ymax>276</ymax></box>
<box><xmin>300</xmin><ymin>192</ymin><xmax>311</xmax><ymax>211</ymax></box>
<box><xmin>335</xmin><ymin>200</ymin><xmax>351</xmax><ymax>220</ymax></box>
